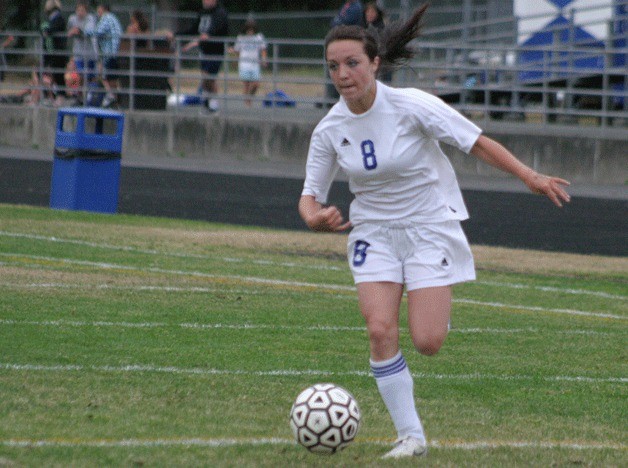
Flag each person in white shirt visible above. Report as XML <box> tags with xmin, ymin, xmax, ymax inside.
<box><xmin>299</xmin><ymin>3</ymin><xmax>571</xmax><ymax>460</ymax></box>
<box><xmin>67</xmin><ymin>1</ymin><xmax>98</xmax><ymax>93</ymax></box>
<box><xmin>229</xmin><ymin>20</ymin><xmax>267</xmax><ymax>107</ymax></box>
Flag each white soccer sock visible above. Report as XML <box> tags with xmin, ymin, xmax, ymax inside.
<box><xmin>370</xmin><ymin>352</ymin><xmax>426</xmax><ymax>442</ymax></box>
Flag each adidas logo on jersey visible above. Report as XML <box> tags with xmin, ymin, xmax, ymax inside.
<box><xmin>441</xmin><ymin>258</ymin><xmax>449</xmax><ymax>267</ymax></box>
<box><xmin>341</xmin><ymin>138</ymin><xmax>351</xmax><ymax>146</ymax></box>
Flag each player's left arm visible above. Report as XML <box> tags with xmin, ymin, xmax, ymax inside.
<box><xmin>470</xmin><ymin>134</ymin><xmax>571</xmax><ymax>208</ymax></box>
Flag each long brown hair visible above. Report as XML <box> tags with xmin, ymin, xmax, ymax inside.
<box><xmin>324</xmin><ymin>3</ymin><xmax>429</xmax><ymax>77</ymax></box>
<box><xmin>131</xmin><ymin>10</ymin><xmax>150</xmax><ymax>33</ymax></box>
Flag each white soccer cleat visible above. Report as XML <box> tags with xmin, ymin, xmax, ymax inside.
<box><xmin>382</xmin><ymin>436</ymin><xmax>428</xmax><ymax>459</ymax></box>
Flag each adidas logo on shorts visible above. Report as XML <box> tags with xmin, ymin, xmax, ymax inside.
<box><xmin>441</xmin><ymin>257</ymin><xmax>449</xmax><ymax>267</ymax></box>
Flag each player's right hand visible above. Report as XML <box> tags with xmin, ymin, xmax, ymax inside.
<box><xmin>309</xmin><ymin>206</ymin><xmax>351</xmax><ymax>232</ymax></box>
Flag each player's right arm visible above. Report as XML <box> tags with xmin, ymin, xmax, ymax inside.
<box><xmin>299</xmin><ymin>195</ymin><xmax>351</xmax><ymax>232</ymax></box>
<box><xmin>300</xmin><ymin>124</ymin><xmax>349</xmax><ymax>232</ymax></box>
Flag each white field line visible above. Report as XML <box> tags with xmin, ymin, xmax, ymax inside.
<box><xmin>0</xmin><ymin>437</ymin><xmax>625</xmax><ymax>451</ymax></box>
<box><xmin>0</xmin><ymin>261</ymin><xmax>624</xmax><ymax>321</ymax></box>
<box><xmin>0</xmin><ymin>318</ymin><xmax>616</xmax><ymax>337</ymax></box>
<box><xmin>1</xmin><ymin>363</ymin><xmax>625</xmax><ymax>384</ymax></box>
<box><xmin>5</xmin><ymin>279</ymin><xmax>625</xmax><ymax>321</ymax></box>
<box><xmin>453</xmin><ymin>298</ymin><xmax>625</xmax><ymax>320</ymax></box>
<box><xmin>0</xmin><ymin>253</ymin><xmax>355</xmax><ymax>292</ymax></box>
<box><xmin>474</xmin><ymin>280</ymin><xmax>627</xmax><ymax>301</ymax></box>
<box><xmin>1</xmin><ymin>230</ymin><xmax>623</xmax><ymax>300</ymax></box>
<box><xmin>0</xmin><ymin>280</ymin><xmax>355</xmax><ymax>302</ymax></box>
<box><xmin>0</xmin><ymin>255</ymin><xmax>625</xmax><ymax>320</ymax></box>
<box><xmin>0</xmin><ymin>231</ymin><xmax>343</xmax><ymax>271</ymax></box>
<box><xmin>0</xmin><ymin>282</ymin><xmax>325</xmax><ymax>297</ymax></box>
<box><xmin>0</xmin><ymin>318</ymin><xmax>365</xmax><ymax>332</ymax></box>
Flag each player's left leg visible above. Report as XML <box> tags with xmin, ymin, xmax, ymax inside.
<box><xmin>407</xmin><ymin>285</ymin><xmax>452</xmax><ymax>356</ymax></box>
<box><xmin>403</xmin><ymin>220</ymin><xmax>475</xmax><ymax>353</ymax></box>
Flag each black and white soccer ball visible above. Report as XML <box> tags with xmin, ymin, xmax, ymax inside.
<box><xmin>289</xmin><ymin>383</ymin><xmax>361</xmax><ymax>454</ymax></box>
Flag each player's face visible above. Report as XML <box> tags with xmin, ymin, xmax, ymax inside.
<box><xmin>326</xmin><ymin>39</ymin><xmax>379</xmax><ymax>113</ymax></box>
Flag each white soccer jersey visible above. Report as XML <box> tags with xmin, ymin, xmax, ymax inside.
<box><xmin>302</xmin><ymin>82</ymin><xmax>482</xmax><ymax>225</ymax></box>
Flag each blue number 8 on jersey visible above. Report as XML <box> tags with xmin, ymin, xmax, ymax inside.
<box><xmin>361</xmin><ymin>140</ymin><xmax>377</xmax><ymax>170</ymax></box>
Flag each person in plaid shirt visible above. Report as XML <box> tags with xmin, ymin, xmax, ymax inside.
<box><xmin>87</xmin><ymin>3</ymin><xmax>122</xmax><ymax>108</ymax></box>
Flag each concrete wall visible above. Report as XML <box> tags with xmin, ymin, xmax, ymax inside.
<box><xmin>0</xmin><ymin>104</ymin><xmax>625</xmax><ymax>184</ymax></box>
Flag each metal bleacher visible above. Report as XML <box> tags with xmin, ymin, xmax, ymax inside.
<box><xmin>0</xmin><ymin>1</ymin><xmax>625</xmax><ymax>129</ymax></box>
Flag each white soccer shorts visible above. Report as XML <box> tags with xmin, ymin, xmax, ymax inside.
<box><xmin>347</xmin><ymin>220</ymin><xmax>476</xmax><ymax>290</ymax></box>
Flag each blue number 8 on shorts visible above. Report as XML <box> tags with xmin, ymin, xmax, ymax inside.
<box><xmin>352</xmin><ymin>240</ymin><xmax>371</xmax><ymax>267</ymax></box>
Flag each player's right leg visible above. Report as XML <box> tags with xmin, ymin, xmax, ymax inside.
<box><xmin>357</xmin><ymin>282</ymin><xmax>428</xmax><ymax>458</ymax></box>
<box><xmin>357</xmin><ymin>282</ymin><xmax>402</xmax><ymax>360</ymax></box>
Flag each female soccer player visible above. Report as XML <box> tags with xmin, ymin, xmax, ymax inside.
<box><xmin>298</xmin><ymin>4</ymin><xmax>570</xmax><ymax>459</ymax></box>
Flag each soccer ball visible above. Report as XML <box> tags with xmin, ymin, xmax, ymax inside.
<box><xmin>289</xmin><ymin>383</ymin><xmax>361</xmax><ymax>454</ymax></box>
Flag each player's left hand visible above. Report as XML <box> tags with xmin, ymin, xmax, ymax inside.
<box><xmin>525</xmin><ymin>171</ymin><xmax>571</xmax><ymax>208</ymax></box>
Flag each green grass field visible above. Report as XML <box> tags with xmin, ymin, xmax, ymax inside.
<box><xmin>0</xmin><ymin>204</ymin><xmax>626</xmax><ymax>467</ymax></box>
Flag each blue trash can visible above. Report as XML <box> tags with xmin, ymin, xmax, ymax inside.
<box><xmin>50</xmin><ymin>107</ymin><xmax>124</xmax><ymax>214</ymax></box>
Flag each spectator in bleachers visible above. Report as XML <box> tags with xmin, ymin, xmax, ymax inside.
<box><xmin>5</xmin><ymin>68</ymin><xmax>55</xmax><ymax>106</ymax></box>
<box><xmin>363</xmin><ymin>1</ymin><xmax>392</xmax><ymax>83</ymax></box>
<box><xmin>67</xmin><ymin>0</ymin><xmax>98</xmax><ymax>99</ymax></box>
<box><xmin>2</xmin><ymin>59</ymin><xmax>79</xmax><ymax>107</ymax></box>
<box><xmin>0</xmin><ymin>33</ymin><xmax>15</xmax><ymax>82</ymax></box>
<box><xmin>63</xmin><ymin>57</ymin><xmax>82</xmax><ymax>104</ymax></box>
<box><xmin>87</xmin><ymin>3</ymin><xmax>123</xmax><ymax>108</ymax></box>
<box><xmin>229</xmin><ymin>20</ymin><xmax>267</xmax><ymax>107</ymax></box>
<box><xmin>40</xmin><ymin>0</ymin><xmax>68</xmax><ymax>102</ymax></box>
<box><xmin>174</xmin><ymin>0</ymin><xmax>229</xmax><ymax>112</ymax></box>
<box><xmin>332</xmin><ymin>0</ymin><xmax>365</xmax><ymax>28</ymax></box>
<box><xmin>364</xmin><ymin>2</ymin><xmax>385</xmax><ymax>29</ymax></box>
<box><xmin>126</xmin><ymin>10</ymin><xmax>150</xmax><ymax>49</ymax></box>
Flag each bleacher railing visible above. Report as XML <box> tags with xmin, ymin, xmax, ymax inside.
<box><xmin>0</xmin><ymin>27</ymin><xmax>625</xmax><ymax>129</ymax></box>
